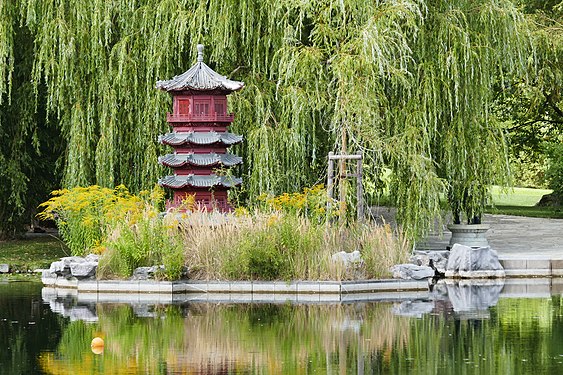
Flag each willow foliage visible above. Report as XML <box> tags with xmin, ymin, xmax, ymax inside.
<box><xmin>1</xmin><ymin>0</ymin><xmax>538</xmax><ymax>238</ymax></box>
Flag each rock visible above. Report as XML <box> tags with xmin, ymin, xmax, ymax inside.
<box><xmin>85</xmin><ymin>254</ymin><xmax>100</xmax><ymax>262</ymax></box>
<box><xmin>48</xmin><ymin>255</ymin><xmax>99</xmax><ymax>279</ymax></box>
<box><xmin>49</xmin><ymin>261</ymin><xmax>70</xmax><ymax>276</ymax></box>
<box><xmin>332</xmin><ymin>250</ymin><xmax>363</xmax><ymax>266</ymax></box>
<box><xmin>445</xmin><ymin>244</ymin><xmax>505</xmax><ymax>278</ymax></box>
<box><xmin>70</xmin><ymin>261</ymin><xmax>98</xmax><ymax>279</ymax></box>
<box><xmin>131</xmin><ymin>265</ymin><xmax>165</xmax><ymax>280</ymax></box>
<box><xmin>391</xmin><ymin>264</ymin><xmax>435</xmax><ymax>280</ymax></box>
<box><xmin>0</xmin><ymin>264</ymin><xmax>9</xmax><ymax>273</ymax></box>
<box><xmin>411</xmin><ymin>251</ymin><xmax>449</xmax><ymax>274</ymax></box>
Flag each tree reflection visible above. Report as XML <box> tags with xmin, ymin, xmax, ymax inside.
<box><xmin>40</xmin><ymin>291</ymin><xmax>563</xmax><ymax>374</ymax></box>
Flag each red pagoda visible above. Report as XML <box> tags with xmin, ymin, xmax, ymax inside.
<box><xmin>156</xmin><ymin>44</ymin><xmax>244</xmax><ymax>212</ymax></box>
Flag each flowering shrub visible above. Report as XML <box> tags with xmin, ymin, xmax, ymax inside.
<box><xmin>37</xmin><ymin>185</ymin><xmax>162</xmax><ymax>255</ymax></box>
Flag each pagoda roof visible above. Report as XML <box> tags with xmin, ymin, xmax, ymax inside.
<box><xmin>156</xmin><ymin>44</ymin><xmax>244</xmax><ymax>93</ymax></box>
<box><xmin>159</xmin><ymin>131</ymin><xmax>243</xmax><ymax>146</ymax></box>
<box><xmin>158</xmin><ymin>153</ymin><xmax>242</xmax><ymax>168</ymax></box>
<box><xmin>158</xmin><ymin>174</ymin><xmax>242</xmax><ymax>189</ymax></box>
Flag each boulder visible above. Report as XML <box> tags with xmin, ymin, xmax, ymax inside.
<box><xmin>132</xmin><ymin>266</ymin><xmax>165</xmax><ymax>280</ymax></box>
<box><xmin>391</xmin><ymin>264</ymin><xmax>435</xmax><ymax>280</ymax></box>
<box><xmin>70</xmin><ymin>261</ymin><xmax>98</xmax><ymax>279</ymax></box>
<box><xmin>445</xmin><ymin>244</ymin><xmax>505</xmax><ymax>278</ymax></box>
<box><xmin>49</xmin><ymin>260</ymin><xmax>70</xmax><ymax>277</ymax></box>
<box><xmin>411</xmin><ymin>251</ymin><xmax>449</xmax><ymax>273</ymax></box>
<box><xmin>0</xmin><ymin>264</ymin><xmax>9</xmax><ymax>273</ymax></box>
<box><xmin>48</xmin><ymin>255</ymin><xmax>99</xmax><ymax>279</ymax></box>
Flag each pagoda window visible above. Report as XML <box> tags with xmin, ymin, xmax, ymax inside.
<box><xmin>214</xmin><ymin>98</ymin><xmax>227</xmax><ymax>115</ymax></box>
<box><xmin>194</xmin><ymin>98</ymin><xmax>211</xmax><ymax>116</ymax></box>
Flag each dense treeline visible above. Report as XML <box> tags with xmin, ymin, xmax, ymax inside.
<box><xmin>0</xmin><ymin>0</ymin><xmax>561</xmax><ymax>238</ymax></box>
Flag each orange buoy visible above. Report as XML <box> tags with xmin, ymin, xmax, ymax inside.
<box><xmin>91</xmin><ymin>337</ymin><xmax>104</xmax><ymax>354</ymax></box>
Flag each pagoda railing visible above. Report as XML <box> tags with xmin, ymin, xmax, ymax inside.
<box><xmin>167</xmin><ymin>113</ymin><xmax>235</xmax><ymax>123</ymax></box>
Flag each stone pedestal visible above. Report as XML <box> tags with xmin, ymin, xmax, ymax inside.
<box><xmin>447</xmin><ymin>224</ymin><xmax>490</xmax><ymax>248</ymax></box>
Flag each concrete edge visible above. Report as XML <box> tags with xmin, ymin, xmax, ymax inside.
<box><xmin>42</xmin><ymin>276</ymin><xmax>430</xmax><ymax>295</ymax></box>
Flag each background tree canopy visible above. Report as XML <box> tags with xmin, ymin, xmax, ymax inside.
<box><xmin>0</xmin><ymin>0</ymin><xmax>560</xmax><ymax>239</ymax></box>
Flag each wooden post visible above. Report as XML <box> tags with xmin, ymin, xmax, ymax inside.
<box><xmin>327</xmin><ymin>153</ymin><xmax>364</xmax><ymax>222</ymax></box>
<box><xmin>357</xmin><ymin>151</ymin><xmax>364</xmax><ymax>222</ymax></box>
<box><xmin>327</xmin><ymin>152</ymin><xmax>335</xmax><ymax>214</ymax></box>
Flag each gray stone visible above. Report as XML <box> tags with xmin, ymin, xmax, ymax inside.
<box><xmin>411</xmin><ymin>251</ymin><xmax>449</xmax><ymax>273</ymax></box>
<box><xmin>70</xmin><ymin>261</ymin><xmax>98</xmax><ymax>279</ymax></box>
<box><xmin>391</xmin><ymin>264</ymin><xmax>435</xmax><ymax>280</ymax></box>
<box><xmin>49</xmin><ymin>260</ymin><xmax>69</xmax><ymax>276</ymax></box>
<box><xmin>0</xmin><ymin>264</ymin><xmax>9</xmax><ymax>273</ymax></box>
<box><xmin>85</xmin><ymin>254</ymin><xmax>100</xmax><ymax>262</ymax></box>
<box><xmin>48</xmin><ymin>255</ymin><xmax>99</xmax><ymax>279</ymax></box>
<box><xmin>131</xmin><ymin>265</ymin><xmax>165</xmax><ymax>280</ymax></box>
<box><xmin>445</xmin><ymin>244</ymin><xmax>505</xmax><ymax>278</ymax></box>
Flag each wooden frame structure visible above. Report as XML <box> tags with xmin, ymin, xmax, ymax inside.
<box><xmin>326</xmin><ymin>151</ymin><xmax>364</xmax><ymax>221</ymax></box>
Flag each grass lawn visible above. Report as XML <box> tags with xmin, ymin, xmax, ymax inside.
<box><xmin>489</xmin><ymin>186</ymin><xmax>553</xmax><ymax>206</ymax></box>
<box><xmin>0</xmin><ymin>236</ymin><xmax>69</xmax><ymax>273</ymax></box>
<box><xmin>486</xmin><ymin>186</ymin><xmax>562</xmax><ymax>219</ymax></box>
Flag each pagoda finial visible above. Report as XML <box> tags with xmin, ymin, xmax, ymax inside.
<box><xmin>197</xmin><ymin>44</ymin><xmax>204</xmax><ymax>63</ymax></box>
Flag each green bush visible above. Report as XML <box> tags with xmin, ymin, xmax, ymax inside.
<box><xmin>99</xmin><ymin>213</ymin><xmax>184</xmax><ymax>280</ymax></box>
<box><xmin>37</xmin><ymin>185</ymin><xmax>161</xmax><ymax>255</ymax></box>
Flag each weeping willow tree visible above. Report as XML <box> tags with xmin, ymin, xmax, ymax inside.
<box><xmin>0</xmin><ymin>0</ymin><xmax>537</xmax><ymax>238</ymax></box>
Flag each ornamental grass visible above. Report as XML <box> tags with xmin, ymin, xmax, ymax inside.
<box><xmin>39</xmin><ymin>185</ymin><xmax>411</xmax><ymax>280</ymax></box>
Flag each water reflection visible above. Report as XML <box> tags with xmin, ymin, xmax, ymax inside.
<box><xmin>394</xmin><ymin>279</ymin><xmax>505</xmax><ymax>320</ymax></box>
<box><xmin>0</xmin><ymin>282</ymin><xmax>63</xmax><ymax>374</ymax></box>
<box><xmin>36</xmin><ymin>282</ymin><xmax>563</xmax><ymax>374</ymax></box>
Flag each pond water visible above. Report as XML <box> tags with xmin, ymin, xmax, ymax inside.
<box><xmin>1</xmin><ymin>281</ymin><xmax>563</xmax><ymax>374</ymax></box>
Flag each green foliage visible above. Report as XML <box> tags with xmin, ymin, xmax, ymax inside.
<box><xmin>545</xmin><ymin>143</ymin><xmax>563</xmax><ymax>200</ymax></box>
<box><xmin>222</xmin><ymin>214</ymin><xmax>323</xmax><ymax>280</ymax></box>
<box><xmin>99</xmin><ymin>213</ymin><xmax>184</xmax><ymax>280</ymax></box>
<box><xmin>37</xmin><ymin>185</ymin><xmax>157</xmax><ymax>255</ymax></box>
<box><xmin>509</xmin><ymin>151</ymin><xmax>548</xmax><ymax>188</ymax></box>
<box><xmin>38</xmin><ymin>184</ymin><xmax>184</xmax><ymax>279</ymax></box>
<box><xmin>0</xmin><ymin>18</ymin><xmax>63</xmax><ymax>238</ymax></box>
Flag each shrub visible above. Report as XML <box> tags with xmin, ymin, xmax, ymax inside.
<box><xmin>37</xmin><ymin>185</ymin><xmax>154</xmax><ymax>255</ymax></box>
<box><xmin>98</xmin><ymin>212</ymin><xmax>184</xmax><ymax>280</ymax></box>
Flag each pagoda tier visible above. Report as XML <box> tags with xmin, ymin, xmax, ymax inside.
<box><xmin>159</xmin><ymin>131</ymin><xmax>242</xmax><ymax>146</ymax></box>
<box><xmin>159</xmin><ymin>153</ymin><xmax>242</xmax><ymax>168</ymax></box>
<box><xmin>156</xmin><ymin>44</ymin><xmax>244</xmax><ymax>212</ymax></box>
<box><xmin>159</xmin><ymin>174</ymin><xmax>242</xmax><ymax>189</ymax></box>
